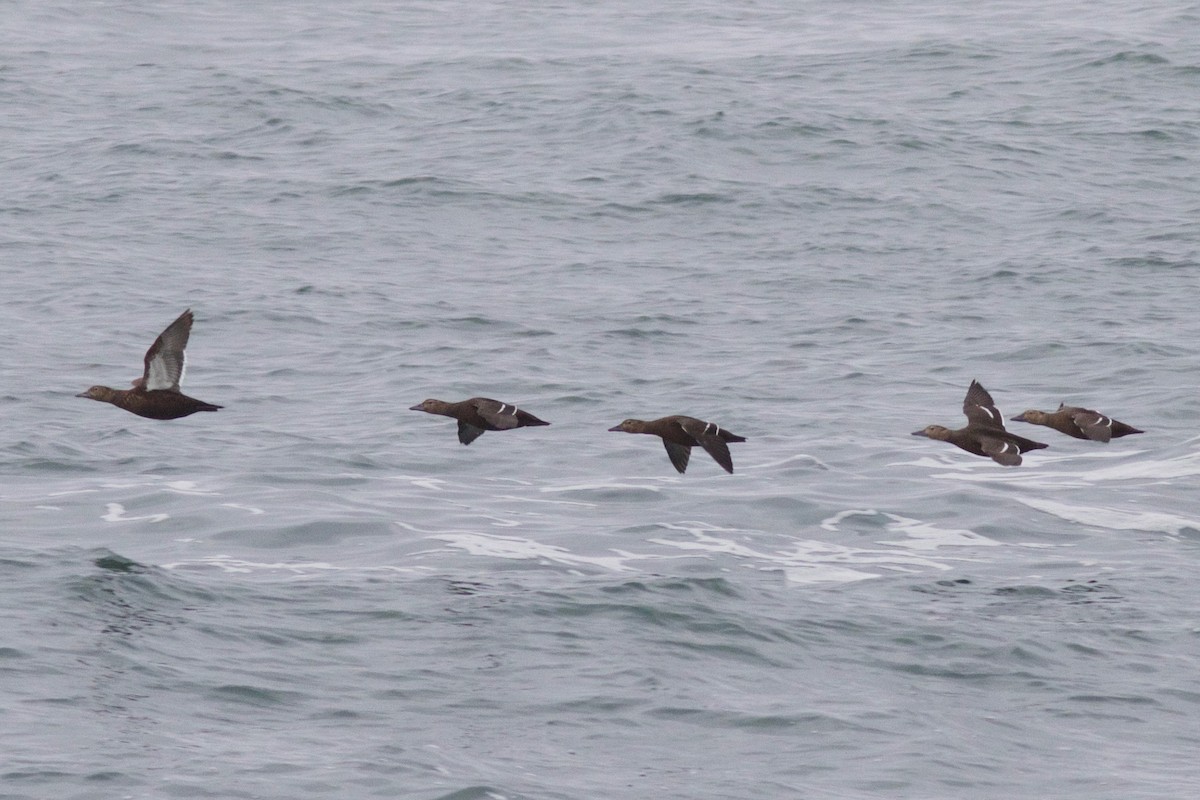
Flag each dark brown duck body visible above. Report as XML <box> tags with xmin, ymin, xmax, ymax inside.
<box><xmin>410</xmin><ymin>397</ymin><xmax>549</xmax><ymax>445</ymax></box>
<box><xmin>911</xmin><ymin>424</ymin><xmax>1048</xmax><ymax>466</ymax></box>
<box><xmin>77</xmin><ymin>309</ymin><xmax>222</xmax><ymax>420</ymax></box>
<box><xmin>608</xmin><ymin>415</ymin><xmax>746</xmax><ymax>474</ymax></box>
<box><xmin>1011</xmin><ymin>404</ymin><xmax>1143</xmax><ymax>443</ymax></box>
<box><xmin>76</xmin><ymin>385</ymin><xmax>221</xmax><ymax>420</ymax></box>
<box><xmin>912</xmin><ymin>380</ymin><xmax>1048</xmax><ymax>466</ymax></box>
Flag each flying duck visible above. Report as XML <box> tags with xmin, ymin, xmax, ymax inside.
<box><xmin>410</xmin><ymin>397</ymin><xmax>549</xmax><ymax>444</ymax></box>
<box><xmin>77</xmin><ymin>309</ymin><xmax>222</xmax><ymax>420</ymax></box>
<box><xmin>608</xmin><ymin>415</ymin><xmax>746</xmax><ymax>474</ymax></box>
<box><xmin>912</xmin><ymin>380</ymin><xmax>1047</xmax><ymax>466</ymax></box>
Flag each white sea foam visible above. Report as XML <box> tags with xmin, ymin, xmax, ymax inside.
<box><xmin>541</xmin><ymin>481</ymin><xmax>671</xmax><ymax>493</ymax></box>
<box><xmin>102</xmin><ymin>502</ymin><xmax>169</xmax><ymax>523</ymax></box>
<box><xmin>927</xmin><ymin>447</ymin><xmax>1200</xmax><ymax>488</ymax></box>
<box><xmin>161</xmin><ymin>555</ymin><xmax>428</xmax><ymax>576</ymax></box>
<box><xmin>388</xmin><ymin>475</ymin><xmax>450</xmax><ymax>491</ymax></box>
<box><xmin>494</xmin><ymin>493</ymin><xmax>597</xmax><ymax>508</ymax></box>
<box><xmin>820</xmin><ymin>509</ymin><xmax>1002</xmax><ymax>550</ymax></box>
<box><xmin>477</xmin><ymin>514</ymin><xmax>522</xmax><ymax>528</ymax></box>
<box><xmin>432</xmin><ymin>532</ymin><xmax>638</xmax><ymax>572</ymax></box>
<box><xmin>221</xmin><ymin>503</ymin><xmax>266</xmax><ymax>515</ymax></box>
<box><xmin>163</xmin><ymin>480</ymin><xmax>219</xmax><ymax>495</ymax></box>
<box><xmin>395</xmin><ymin>501</ymin><xmax>1003</xmax><ymax>584</ymax></box>
<box><xmin>1018</xmin><ymin>497</ymin><xmax>1200</xmax><ymax>536</ymax></box>
<box><xmin>650</xmin><ymin>520</ymin><xmax>961</xmax><ymax>584</ymax></box>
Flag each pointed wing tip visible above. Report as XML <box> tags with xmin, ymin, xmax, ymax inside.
<box><xmin>695</xmin><ymin>437</ymin><xmax>735</xmax><ymax>474</ymax></box>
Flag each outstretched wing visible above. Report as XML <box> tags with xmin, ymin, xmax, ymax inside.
<box><xmin>142</xmin><ymin>309</ymin><xmax>193</xmax><ymax>392</ymax></box>
<box><xmin>661</xmin><ymin>440</ymin><xmax>691</xmax><ymax>474</ymax></box>
<box><xmin>678</xmin><ymin>418</ymin><xmax>736</xmax><ymax>474</ymax></box>
<box><xmin>457</xmin><ymin>420</ymin><xmax>487</xmax><ymax>445</ymax></box>
<box><xmin>963</xmin><ymin>380</ymin><xmax>1005</xmax><ymax>430</ymax></box>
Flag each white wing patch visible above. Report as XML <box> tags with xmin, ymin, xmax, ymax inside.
<box><xmin>145</xmin><ymin>352</ymin><xmax>185</xmax><ymax>391</ymax></box>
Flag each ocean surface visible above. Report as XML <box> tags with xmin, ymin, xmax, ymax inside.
<box><xmin>3</xmin><ymin>1</ymin><xmax>1200</xmax><ymax>797</ymax></box>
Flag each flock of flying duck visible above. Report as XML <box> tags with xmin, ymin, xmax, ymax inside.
<box><xmin>77</xmin><ymin>310</ymin><xmax>1143</xmax><ymax>473</ymax></box>
<box><xmin>911</xmin><ymin>379</ymin><xmax>1141</xmax><ymax>466</ymax></box>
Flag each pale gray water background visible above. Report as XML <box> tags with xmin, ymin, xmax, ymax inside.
<box><xmin>3</xmin><ymin>1</ymin><xmax>1200</xmax><ymax>797</ymax></box>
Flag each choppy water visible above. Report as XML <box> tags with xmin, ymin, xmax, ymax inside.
<box><xmin>4</xmin><ymin>1</ymin><xmax>1200</xmax><ymax>797</ymax></box>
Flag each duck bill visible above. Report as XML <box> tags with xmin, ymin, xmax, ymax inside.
<box><xmin>607</xmin><ymin>425</ymin><xmax>624</xmax><ymax>432</ymax></box>
<box><xmin>1010</xmin><ymin>413</ymin><xmax>1028</xmax><ymax>422</ymax></box>
<box><xmin>910</xmin><ymin>429</ymin><xmax>930</xmax><ymax>437</ymax></box>
<box><xmin>408</xmin><ymin>404</ymin><xmax>424</xmax><ymax>411</ymax></box>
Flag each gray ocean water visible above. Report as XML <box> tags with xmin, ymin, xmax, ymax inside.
<box><xmin>4</xmin><ymin>1</ymin><xmax>1200</xmax><ymax>797</ymax></box>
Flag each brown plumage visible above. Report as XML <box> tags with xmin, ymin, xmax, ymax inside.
<box><xmin>1011</xmin><ymin>405</ymin><xmax>1143</xmax><ymax>443</ymax></box>
<box><xmin>410</xmin><ymin>397</ymin><xmax>549</xmax><ymax>445</ymax></box>
<box><xmin>911</xmin><ymin>380</ymin><xmax>1047</xmax><ymax>466</ymax></box>
<box><xmin>608</xmin><ymin>415</ymin><xmax>746</xmax><ymax>474</ymax></box>
<box><xmin>77</xmin><ymin>309</ymin><xmax>222</xmax><ymax>420</ymax></box>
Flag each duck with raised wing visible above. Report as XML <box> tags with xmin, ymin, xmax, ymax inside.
<box><xmin>912</xmin><ymin>380</ymin><xmax>1047</xmax><ymax>466</ymax></box>
<box><xmin>1011</xmin><ymin>404</ymin><xmax>1143</xmax><ymax>442</ymax></box>
<box><xmin>77</xmin><ymin>309</ymin><xmax>222</xmax><ymax>420</ymax></box>
<box><xmin>410</xmin><ymin>397</ymin><xmax>550</xmax><ymax>445</ymax></box>
<box><xmin>608</xmin><ymin>415</ymin><xmax>746</xmax><ymax>474</ymax></box>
